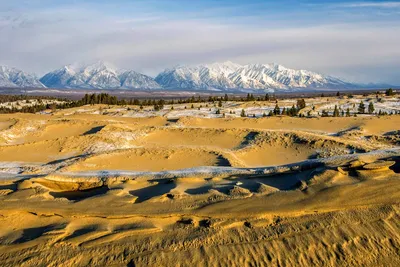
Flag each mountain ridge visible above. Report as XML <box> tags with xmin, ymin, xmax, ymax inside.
<box><xmin>0</xmin><ymin>66</ymin><xmax>45</xmax><ymax>88</ymax></box>
<box><xmin>155</xmin><ymin>62</ymin><xmax>357</xmax><ymax>91</ymax></box>
<box><xmin>40</xmin><ymin>62</ymin><xmax>161</xmax><ymax>90</ymax></box>
<box><xmin>0</xmin><ymin>61</ymin><xmax>394</xmax><ymax>91</ymax></box>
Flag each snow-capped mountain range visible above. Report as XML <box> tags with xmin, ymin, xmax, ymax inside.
<box><xmin>155</xmin><ymin>62</ymin><xmax>356</xmax><ymax>91</ymax></box>
<box><xmin>0</xmin><ymin>66</ymin><xmax>44</xmax><ymax>88</ymax></box>
<box><xmin>0</xmin><ymin>61</ymin><xmax>380</xmax><ymax>91</ymax></box>
<box><xmin>40</xmin><ymin>62</ymin><xmax>160</xmax><ymax>90</ymax></box>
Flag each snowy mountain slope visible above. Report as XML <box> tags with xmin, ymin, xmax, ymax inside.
<box><xmin>0</xmin><ymin>66</ymin><xmax>45</xmax><ymax>88</ymax></box>
<box><xmin>1</xmin><ymin>61</ymin><xmax>377</xmax><ymax>91</ymax></box>
<box><xmin>155</xmin><ymin>61</ymin><xmax>240</xmax><ymax>90</ymax></box>
<box><xmin>40</xmin><ymin>62</ymin><xmax>161</xmax><ymax>90</ymax></box>
<box><xmin>119</xmin><ymin>70</ymin><xmax>161</xmax><ymax>89</ymax></box>
<box><xmin>155</xmin><ymin>62</ymin><xmax>357</xmax><ymax>91</ymax></box>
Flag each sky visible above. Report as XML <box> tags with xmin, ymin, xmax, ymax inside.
<box><xmin>0</xmin><ymin>0</ymin><xmax>399</xmax><ymax>84</ymax></box>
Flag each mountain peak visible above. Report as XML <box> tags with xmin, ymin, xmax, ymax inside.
<box><xmin>156</xmin><ymin>61</ymin><xmax>355</xmax><ymax>91</ymax></box>
<box><xmin>0</xmin><ymin>65</ymin><xmax>45</xmax><ymax>88</ymax></box>
<box><xmin>3</xmin><ymin>61</ymin><xmax>363</xmax><ymax>91</ymax></box>
<box><xmin>40</xmin><ymin>62</ymin><xmax>161</xmax><ymax>90</ymax></box>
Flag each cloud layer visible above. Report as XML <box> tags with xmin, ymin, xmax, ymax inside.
<box><xmin>0</xmin><ymin>1</ymin><xmax>399</xmax><ymax>84</ymax></box>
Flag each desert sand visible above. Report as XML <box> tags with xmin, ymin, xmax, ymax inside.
<box><xmin>0</xmin><ymin>103</ymin><xmax>399</xmax><ymax>266</ymax></box>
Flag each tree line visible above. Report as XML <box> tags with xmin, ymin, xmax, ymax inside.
<box><xmin>0</xmin><ymin>89</ymin><xmax>397</xmax><ymax>115</ymax></box>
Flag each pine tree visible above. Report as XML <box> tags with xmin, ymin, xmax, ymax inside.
<box><xmin>296</xmin><ymin>99</ymin><xmax>306</xmax><ymax>110</ymax></box>
<box><xmin>336</xmin><ymin>91</ymin><xmax>340</xmax><ymax>97</ymax></box>
<box><xmin>289</xmin><ymin>105</ymin><xmax>298</xmax><ymax>116</ymax></box>
<box><xmin>386</xmin><ymin>88</ymin><xmax>394</xmax><ymax>96</ymax></box>
<box><xmin>333</xmin><ymin>105</ymin><xmax>340</xmax><ymax>117</ymax></box>
<box><xmin>216</xmin><ymin>109</ymin><xmax>220</xmax><ymax>115</ymax></box>
<box><xmin>224</xmin><ymin>94</ymin><xmax>229</xmax><ymax>101</ymax></box>
<box><xmin>358</xmin><ymin>102</ymin><xmax>365</xmax><ymax>114</ymax></box>
<box><xmin>218</xmin><ymin>100</ymin><xmax>222</xmax><ymax>107</ymax></box>
<box><xmin>368</xmin><ymin>102</ymin><xmax>375</xmax><ymax>114</ymax></box>
<box><xmin>274</xmin><ymin>104</ymin><xmax>280</xmax><ymax>115</ymax></box>
<box><xmin>262</xmin><ymin>112</ymin><xmax>267</xmax><ymax>117</ymax></box>
<box><xmin>240</xmin><ymin>109</ymin><xmax>246</xmax><ymax>117</ymax></box>
<box><xmin>265</xmin><ymin>94</ymin><xmax>270</xmax><ymax>101</ymax></box>
<box><xmin>268</xmin><ymin>110</ymin><xmax>274</xmax><ymax>116</ymax></box>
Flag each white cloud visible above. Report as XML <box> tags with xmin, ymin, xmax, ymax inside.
<box><xmin>0</xmin><ymin>4</ymin><xmax>399</xmax><ymax>84</ymax></box>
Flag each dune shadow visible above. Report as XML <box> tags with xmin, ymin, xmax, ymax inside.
<box><xmin>49</xmin><ymin>186</ymin><xmax>109</xmax><ymax>202</ymax></box>
<box><xmin>46</xmin><ymin>155</ymin><xmax>87</xmax><ymax>165</ymax></box>
<box><xmin>186</xmin><ymin>169</ymin><xmax>317</xmax><ymax>195</ymax></box>
<box><xmin>82</xmin><ymin>126</ymin><xmax>105</xmax><ymax>135</ymax></box>
<box><xmin>389</xmin><ymin>156</ymin><xmax>400</xmax><ymax>173</ymax></box>
<box><xmin>252</xmin><ymin>169</ymin><xmax>316</xmax><ymax>190</ymax></box>
<box><xmin>13</xmin><ymin>224</ymin><xmax>66</xmax><ymax>244</ymax></box>
<box><xmin>383</xmin><ymin>130</ymin><xmax>400</xmax><ymax>136</ymax></box>
<box><xmin>186</xmin><ymin>185</ymin><xmax>214</xmax><ymax>195</ymax></box>
<box><xmin>0</xmin><ymin>183</ymin><xmax>18</xmax><ymax>191</ymax></box>
<box><xmin>334</xmin><ymin>126</ymin><xmax>362</xmax><ymax>136</ymax></box>
<box><xmin>238</xmin><ymin>131</ymin><xmax>259</xmax><ymax>148</ymax></box>
<box><xmin>129</xmin><ymin>179</ymin><xmax>176</xmax><ymax>203</ymax></box>
<box><xmin>216</xmin><ymin>155</ymin><xmax>231</xmax><ymax>167</ymax></box>
<box><xmin>207</xmin><ymin>169</ymin><xmax>319</xmax><ymax>194</ymax></box>
<box><xmin>63</xmin><ymin>227</ymin><xmax>97</xmax><ymax>241</ymax></box>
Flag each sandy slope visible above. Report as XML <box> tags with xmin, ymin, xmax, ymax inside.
<box><xmin>0</xmin><ymin>107</ymin><xmax>399</xmax><ymax>266</ymax></box>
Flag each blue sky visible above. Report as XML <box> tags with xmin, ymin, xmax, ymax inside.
<box><xmin>0</xmin><ymin>0</ymin><xmax>399</xmax><ymax>84</ymax></box>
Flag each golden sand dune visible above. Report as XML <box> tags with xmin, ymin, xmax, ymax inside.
<box><xmin>0</xmin><ymin>108</ymin><xmax>399</xmax><ymax>266</ymax></box>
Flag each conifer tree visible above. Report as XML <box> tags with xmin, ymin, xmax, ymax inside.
<box><xmin>224</xmin><ymin>94</ymin><xmax>229</xmax><ymax>101</ymax></box>
<box><xmin>368</xmin><ymin>102</ymin><xmax>375</xmax><ymax>114</ymax></box>
<box><xmin>296</xmin><ymin>99</ymin><xmax>306</xmax><ymax>110</ymax></box>
<box><xmin>346</xmin><ymin>108</ymin><xmax>351</xmax><ymax>117</ymax></box>
<box><xmin>240</xmin><ymin>109</ymin><xmax>246</xmax><ymax>117</ymax></box>
<box><xmin>274</xmin><ymin>104</ymin><xmax>280</xmax><ymax>115</ymax></box>
<box><xmin>358</xmin><ymin>102</ymin><xmax>365</xmax><ymax>114</ymax></box>
<box><xmin>333</xmin><ymin>105</ymin><xmax>339</xmax><ymax>117</ymax></box>
<box><xmin>386</xmin><ymin>88</ymin><xmax>394</xmax><ymax>96</ymax></box>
